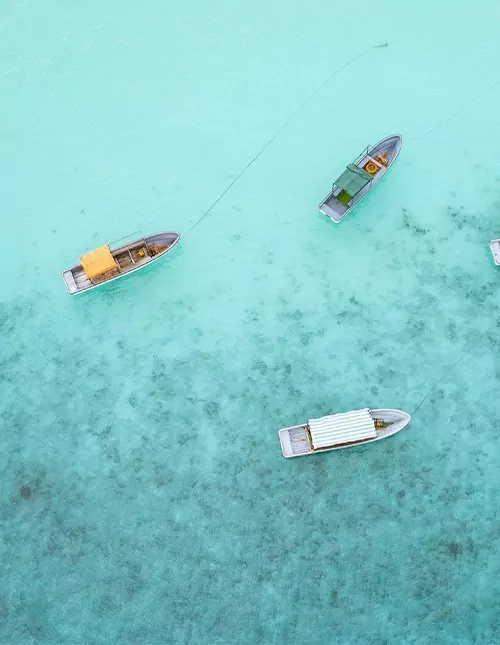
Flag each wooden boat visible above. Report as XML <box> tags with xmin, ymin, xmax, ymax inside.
<box><xmin>319</xmin><ymin>134</ymin><xmax>402</xmax><ymax>223</ymax></box>
<box><xmin>62</xmin><ymin>231</ymin><xmax>180</xmax><ymax>295</ymax></box>
<box><xmin>278</xmin><ymin>408</ymin><xmax>410</xmax><ymax>458</ymax></box>
<box><xmin>490</xmin><ymin>239</ymin><xmax>500</xmax><ymax>265</ymax></box>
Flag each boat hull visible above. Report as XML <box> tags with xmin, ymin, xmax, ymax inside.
<box><xmin>490</xmin><ymin>239</ymin><xmax>500</xmax><ymax>265</ymax></box>
<box><xmin>62</xmin><ymin>231</ymin><xmax>180</xmax><ymax>295</ymax></box>
<box><xmin>319</xmin><ymin>134</ymin><xmax>402</xmax><ymax>224</ymax></box>
<box><xmin>278</xmin><ymin>408</ymin><xmax>411</xmax><ymax>458</ymax></box>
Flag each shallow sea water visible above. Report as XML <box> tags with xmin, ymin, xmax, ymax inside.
<box><xmin>2</xmin><ymin>1</ymin><xmax>500</xmax><ymax>643</ymax></box>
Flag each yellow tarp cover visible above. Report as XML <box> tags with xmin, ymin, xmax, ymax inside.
<box><xmin>81</xmin><ymin>245</ymin><xmax>118</xmax><ymax>279</ymax></box>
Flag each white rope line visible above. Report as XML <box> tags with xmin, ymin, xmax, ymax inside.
<box><xmin>184</xmin><ymin>50</ymin><xmax>367</xmax><ymax>238</ymax></box>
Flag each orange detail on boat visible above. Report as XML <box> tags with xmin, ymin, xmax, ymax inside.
<box><xmin>365</xmin><ymin>161</ymin><xmax>379</xmax><ymax>175</ymax></box>
<box><xmin>375</xmin><ymin>153</ymin><xmax>389</xmax><ymax>166</ymax></box>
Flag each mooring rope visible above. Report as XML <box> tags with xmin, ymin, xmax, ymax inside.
<box><xmin>412</xmin><ymin>352</ymin><xmax>469</xmax><ymax>416</ymax></box>
<box><xmin>179</xmin><ymin>44</ymin><xmax>500</xmax><ymax>239</ymax></box>
<box><xmin>411</xmin><ymin>314</ymin><xmax>500</xmax><ymax>417</ymax></box>
<box><xmin>183</xmin><ymin>49</ymin><xmax>367</xmax><ymax>238</ymax></box>
<box><xmin>174</xmin><ymin>41</ymin><xmax>499</xmax><ymax>422</ymax></box>
<box><xmin>412</xmin><ymin>77</ymin><xmax>500</xmax><ymax>141</ymax></box>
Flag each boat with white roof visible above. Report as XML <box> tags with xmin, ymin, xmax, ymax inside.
<box><xmin>278</xmin><ymin>408</ymin><xmax>410</xmax><ymax>458</ymax></box>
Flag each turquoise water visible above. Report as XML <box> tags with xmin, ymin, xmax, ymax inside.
<box><xmin>2</xmin><ymin>1</ymin><xmax>500</xmax><ymax>643</ymax></box>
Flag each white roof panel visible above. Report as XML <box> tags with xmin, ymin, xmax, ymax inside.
<box><xmin>308</xmin><ymin>408</ymin><xmax>376</xmax><ymax>450</ymax></box>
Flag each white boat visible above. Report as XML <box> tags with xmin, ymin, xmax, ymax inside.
<box><xmin>62</xmin><ymin>231</ymin><xmax>180</xmax><ymax>295</ymax></box>
<box><xmin>490</xmin><ymin>239</ymin><xmax>500</xmax><ymax>265</ymax></box>
<box><xmin>319</xmin><ymin>134</ymin><xmax>402</xmax><ymax>223</ymax></box>
<box><xmin>278</xmin><ymin>408</ymin><xmax>411</xmax><ymax>458</ymax></box>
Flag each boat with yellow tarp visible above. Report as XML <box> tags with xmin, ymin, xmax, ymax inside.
<box><xmin>62</xmin><ymin>231</ymin><xmax>180</xmax><ymax>294</ymax></box>
<box><xmin>319</xmin><ymin>134</ymin><xmax>402</xmax><ymax>224</ymax></box>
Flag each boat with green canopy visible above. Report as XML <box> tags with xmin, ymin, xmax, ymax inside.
<box><xmin>319</xmin><ymin>134</ymin><xmax>402</xmax><ymax>223</ymax></box>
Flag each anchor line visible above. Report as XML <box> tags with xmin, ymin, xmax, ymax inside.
<box><xmin>412</xmin><ymin>77</ymin><xmax>500</xmax><ymax>141</ymax></box>
<box><xmin>183</xmin><ymin>50</ymin><xmax>367</xmax><ymax>238</ymax></box>
<box><xmin>411</xmin><ymin>319</ymin><xmax>500</xmax><ymax>417</ymax></box>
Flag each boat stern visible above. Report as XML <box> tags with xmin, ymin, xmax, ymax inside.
<box><xmin>62</xmin><ymin>269</ymin><xmax>79</xmax><ymax>294</ymax></box>
<box><xmin>318</xmin><ymin>193</ymin><xmax>348</xmax><ymax>222</ymax></box>
<box><xmin>278</xmin><ymin>425</ymin><xmax>313</xmax><ymax>458</ymax></box>
<box><xmin>279</xmin><ymin>429</ymin><xmax>294</xmax><ymax>458</ymax></box>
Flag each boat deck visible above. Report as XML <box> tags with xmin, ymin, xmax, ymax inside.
<box><xmin>72</xmin><ymin>243</ymin><xmax>152</xmax><ymax>290</ymax></box>
<box><xmin>320</xmin><ymin>162</ymin><xmax>389</xmax><ymax>221</ymax></box>
<box><xmin>287</xmin><ymin>426</ymin><xmax>312</xmax><ymax>456</ymax></box>
<box><xmin>320</xmin><ymin>194</ymin><xmax>349</xmax><ymax>221</ymax></box>
<box><xmin>319</xmin><ymin>135</ymin><xmax>401</xmax><ymax>223</ymax></box>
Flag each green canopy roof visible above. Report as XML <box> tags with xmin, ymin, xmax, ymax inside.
<box><xmin>335</xmin><ymin>164</ymin><xmax>373</xmax><ymax>197</ymax></box>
